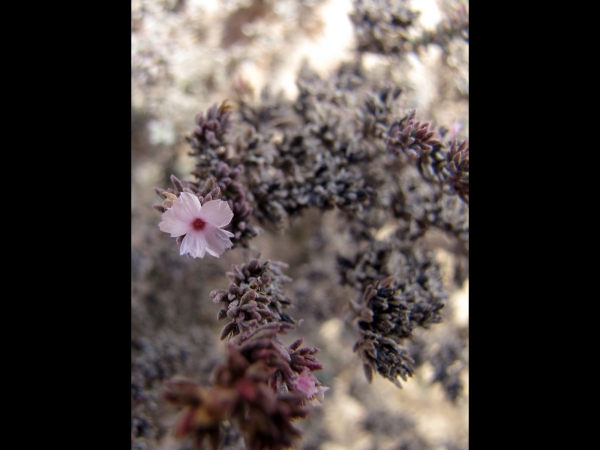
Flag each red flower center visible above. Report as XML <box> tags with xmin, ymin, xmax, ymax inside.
<box><xmin>192</xmin><ymin>218</ymin><xmax>206</xmax><ymax>230</ymax></box>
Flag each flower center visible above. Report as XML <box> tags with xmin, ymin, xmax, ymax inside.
<box><xmin>192</xmin><ymin>218</ymin><xmax>206</xmax><ymax>230</ymax></box>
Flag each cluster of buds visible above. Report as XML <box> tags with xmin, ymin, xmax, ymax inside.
<box><xmin>192</xmin><ymin>161</ymin><xmax>258</xmax><ymax>245</ymax></box>
<box><xmin>153</xmin><ymin>174</ymin><xmax>221</xmax><ymax>213</ymax></box>
<box><xmin>429</xmin><ymin>332</ymin><xmax>466</xmax><ymax>402</ymax></box>
<box><xmin>184</xmin><ymin>102</ymin><xmax>260</xmax><ymax>246</ymax></box>
<box><xmin>349</xmin><ymin>0</ymin><xmax>420</xmax><ymax>55</ymax></box>
<box><xmin>415</xmin><ymin>1</ymin><xmax>469</xmax><ymax>52</ymax></box>
<box><xmin>387</xmin><ymin>110</ymin><xmax>442</xmax><ymax>160</ymax></box>
<box><xmin>233</xmin><ymin>324</ymin><xmax>327</xmax><ymax>402</ymax></box>
<box><xmin>163</xmin><ymin>258</ymin><xmax>327</xmax><ymax>449</ymax></box>
<box><xmin>387</xmin><ymin>110</ymin><xmax>469</xmax><ymax>206</ymax></box>
<box><xmin>162</xmin><ymin>336</ymin><xmax>307</xmax><ymax>450</ymax></box>
<box><xmin>342</xmin><ymin>241</ymin><xmax>446</xmax><ymax>386</ymax></box>
<box><xmin>162</xmin><ymin>325</ymin><xmax>327</xmax><ymax>450</ymax></box>
<box><xmin>211</xmin><ymin>258</ymin><xmax>294</xmax><ymax>339</ymax></box>
<box><xmin>186</xmin><ymin>101</ymin><xmax>233</xmax><ymax>167</ymax></box>
<box><xmin>447</xmin><ymin>139</ymin><xmax>469</xmax><ymax>204</ymax></box>
<box><xmin>232</xmin><ymin>71</ymin><xmax>384</xmax><ymax>229</ymax></box>
<box><xmin>351</xmin><ymin>276</ymin><xmax>416</xmax><ymax>385</ymax></box>
<box><xmin>361</xmin><ymin>86</ymin><xmax>403</xmax><ymax>142</ymax></box>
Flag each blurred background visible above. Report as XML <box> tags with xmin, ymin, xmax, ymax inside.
<box><xmin>132</xmin><ymin>1</ymin><xmax>468</xmax><ymax>449</ymax></box>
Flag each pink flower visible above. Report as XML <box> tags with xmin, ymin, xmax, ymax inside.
<box><xmin>290</xmin><ymin>370</ymin><xmax>329</xmax><ymax>405</ymax></box>
<box><xmin>158</xmin><ymin>192</ymin><xmax>235</xmax><ymax>258</ymax></box>
<box><xmin>291</xmin><ymin>370</ymin><xmax>318</xmax><ymax>398</ymax></box>
<box><xmin>449</xmin><ymin>121</ymin><xmax>462</xmax><ymax>139</ymax></box>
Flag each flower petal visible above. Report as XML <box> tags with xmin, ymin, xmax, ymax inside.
<box><xmin>198</xmin><ymin>199</ymin><xmax>234</xmax><ymax>228</ymax></box>
<box><xmin>203</xmin><ymin>225</ymin><xmax>234</xmax><ymax>257</ymax></box>
<box><xmin>293</xmin><ymin>371</ymin><xmax>318</xmax><ymax>398</ymax></box>
<box><xmin>180</xmin><ymin>231</ymin><xmax>207</xmax><ymax>258</ymax></box>
<box><xmin>172</xmin><ymin>192</ymin><xmax>202</xmax><ymax>223</ymax></box>
<box><xmin>158</xmin><ymin>208</ymin><xmax>192</xmax><ymax>237</ymax></box>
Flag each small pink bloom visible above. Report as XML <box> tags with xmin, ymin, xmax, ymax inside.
<box><xmin>449</xmin><ymin>121</ymin><xmax>462</xmax><ymax>139</ymax></box>
<box><xmin>292</xmin><ymin>370</ymin><xmax>318</xmax><ymax>398</ymax></box>
<box><xmin>158</xmin><ymin>192</ymin><xmax>235</xmax><ymax>258</ymax></box>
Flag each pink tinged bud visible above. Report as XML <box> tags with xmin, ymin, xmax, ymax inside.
<box><xmin>158</xmin><ymin>192</ymin><xmax>235</xmax><ymax>258</ymax></box>
<box><xmin>449</xmin><ymin>121</ymin><xmax>462</xmax><ymax>138</ymax></box>
<box><xmin>292</xmin><ymin>371</ymin><xmax>318</xmax><ymax>398</ymax></box>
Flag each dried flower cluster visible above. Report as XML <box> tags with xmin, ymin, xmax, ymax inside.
<box><xmin>161</xmin><ymin>331</ymin><xmax>314</xmax><ymax>450</ymax></box>
<box><xmin>340</xmin><ymin>241</ymin><xmax>446</xmax><ymax>387</ymax></box>
<box><xmin>429</xmin><ymin>332</ymin><xmax>467</xmax><ymax>402</ymax></box>
<box><xmin>162</xmin><ymin>258</ymin><xmax>327</xmax><ymax>450</ymax></box>
<box><xmin>167</xmin><ymin>101</ymin><xmax>260</xmax><ymax>248</ymax></box>
<box><xmin>350</xmin><ymin>0</ymin><xmax>420</xmax><ymax>55</ymax></box>
<box><xmin>351</xmin><ymin>276</ymin><xmax>417</xmax><ymax>385</ymax></box>
<box><xmin>447</xmin><ymin>139</ymin><xmax>469</xmax><ymax>204</ymax></box>
<box><xmin>387</xmin><ymin>110</ymin><xmax>442</xmax><ymax>159</ymax></box>
<box><xmin>139</xmin><ymin>1</ymin><xmax>469</xmax><ymax>447</ymax></box>
<box><xmin>187</xmin><ymin>102</ymin><xmax>233</xmax><ymax>165</ymax></box>
<box><xmin>414</xmin><ymin>2</ymin><xmax>469</xmax><ymax>53</ymax></box>
<box><xmin>150</xmin><ymin>80</ymin><xmax>467</xmax><ymax>449</ymax></box>
<box><xmin>232</xmin><ymin>71</ymin><xmax>380</xmax><ymax>229</ymax></box>
<box><xmin>211</xmin><ymin>258</ymin><xmax>295</xmax><ymax>339</ymax></box>
<box><xmin>350</xmin><ymin>0</ymin><xmax>469</xmax><ymax>57</ymax></box>
<box><xmin>388</xmin><ymin>110</ymin><xmax>469</xmax><ymax>205</ymax></box>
